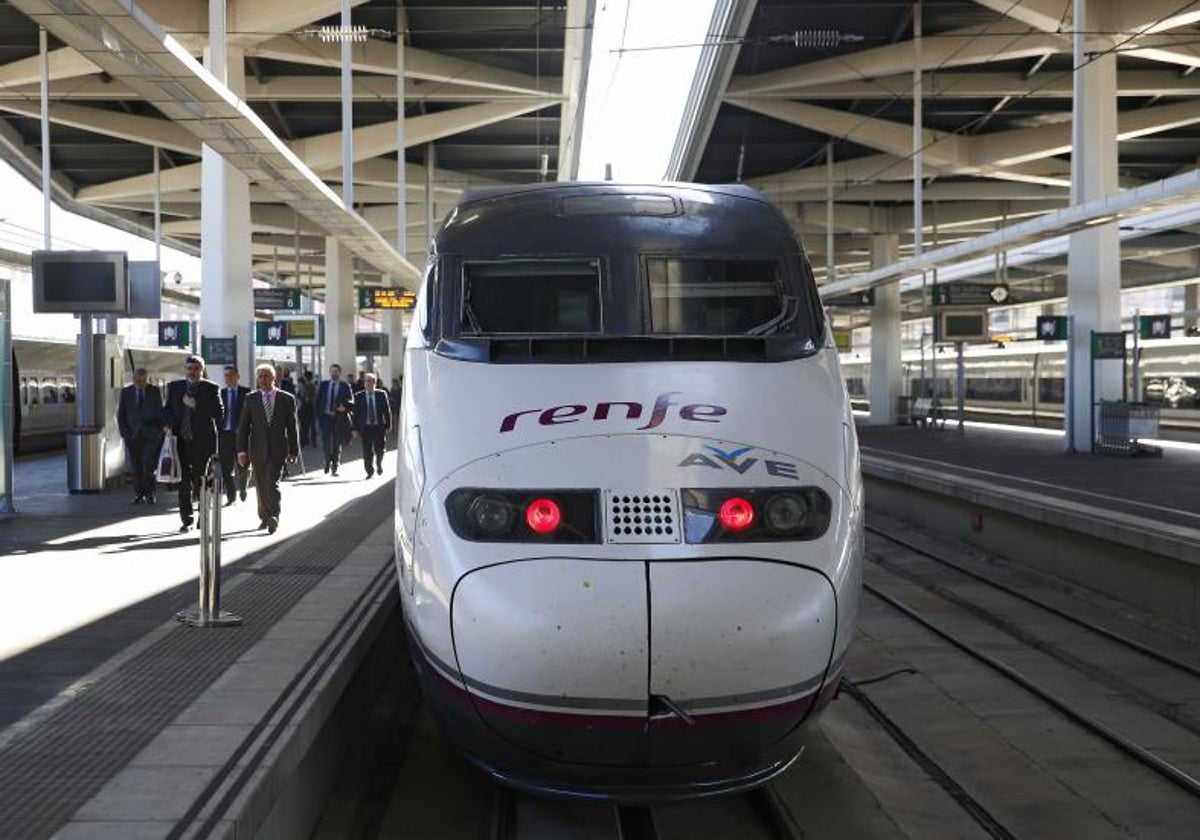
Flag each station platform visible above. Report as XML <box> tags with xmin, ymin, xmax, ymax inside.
<box><xmin>0</xmin><ymin>442</ymin><xmax>401</xmax><ymax>839</ymax></box>
<box><xmin>857</xmin><ymin>419</ymin><xmax>1200</xmax><ymax>631</ymax></box>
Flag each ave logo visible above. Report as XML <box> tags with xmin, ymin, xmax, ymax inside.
<box><xmin>678</xmin><ymin>445</ymin><xmax>799</xmax><ymax>480</ymax></box>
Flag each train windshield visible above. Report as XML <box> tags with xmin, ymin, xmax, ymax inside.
<box><xmin>647</xmin><ymin>258</ymin><xmax>788</xmax><ymax>336</ymax></box>
<box><xmin>462</xmin><ymin>260</ymin><xmax>601</xmax><ymax>335</ymax></box>
<box><xmin>458</xmin><ymin>257</ymin><xmax>800</xmax><ymax>339</ymax></box>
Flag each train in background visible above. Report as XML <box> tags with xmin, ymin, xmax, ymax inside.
<box><xmin>839</xmin><ymin>336</ymin><xmax>1200</xmax><ymax>433</ymax></box>
<box><xmin>12</xmin><ymin>337</ymin><xmax>299</xmax><ymax>453</ymax></box>
<box><xmin>395</xmin><ymin>182</ymin><xmax>862</xmax><ymax>800</ymax></box>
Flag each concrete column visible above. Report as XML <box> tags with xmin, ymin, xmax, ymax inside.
<box><xmin>868</xmin><ymin>235</ymin><xmax>902</xmax><ymax>425</ymax></box>
<box><xmin>200</xmin><ymin>5</ymin><xmax>252</xmax><ymax>374</ymax></box>
<box><xmin>383</xmin><ymin>15</ymin><xmax>408</xmax><ymax>393</ymax></box>
<box><xmin>324</xmin><ymin>237</ymin><xmax>356</xmax><ymax>372</ymax></box>
<box><xmin>1065</xmin><ymin>0</ymin><xmax>1121</xmax><ymax>450</ymax></box>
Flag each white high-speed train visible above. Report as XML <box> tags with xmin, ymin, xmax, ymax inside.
<box><xmin>840</xmin><ymin>337</ymin><xmax>1200</xmax><ymax>431</ymax></box>
<box><xmin>12</xmin><ymin>338</ymin><xmax>189</xmax><ymax>452</ymax></box>
<box><xmin>394</xmin><ymin>182</ymin><xmax>863</xmax><ymax>800</ymax></box>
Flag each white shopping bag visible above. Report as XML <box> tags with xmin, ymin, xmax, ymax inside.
<box><xmin>156</xmin><ymin>433</ymin><xmax>181</xmax><ymax>484</ymax></box>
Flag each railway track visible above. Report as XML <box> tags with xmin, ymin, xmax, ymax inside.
<box><xmin>488</xmin><ymin>783</ymin><xmax>802</xmax><ymax>840</ymax></box>
<box><xmin>860</xmin><ymin>523</ymin><xmax>1200</xmax><ymax>803</ymax></box>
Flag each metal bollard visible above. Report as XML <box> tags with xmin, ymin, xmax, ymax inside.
<box><xmin>176</xmin><ymin>456</ymin><xmax>242</xmax><ymax>627</ymax></box>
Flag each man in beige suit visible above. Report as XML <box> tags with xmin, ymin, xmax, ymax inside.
<box><xmin>237</xmin><ymin>364</ymin><xmax>300</xmax><ymax>534</ymax></box>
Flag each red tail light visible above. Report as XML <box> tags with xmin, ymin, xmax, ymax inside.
<box><xmin>718</xmin><ymin>497</ymin><xmax>755</xmax><ymax>532</ymax></box>
<box><xmin>525</xmin><ymin>498</ymin><xmax>562</xmax><ymax>534</ymax></box>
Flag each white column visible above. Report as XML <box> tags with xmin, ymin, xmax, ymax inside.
<box><xmin>1185</xmin><ymin>282</ymin><xmax>1198</xmax><ymax>334</ymax></box>
<box><xmin>868</xmin><ymin>235</ymin><xmax>902</xmax><ymax>425</ymax></box>
<box><xmin>200</xmin><ymin>1</ymin><xmax>252</xmax><ymax>374</ymax></box>
<box><xmin>383</xmin><ymin>17</ymin><xmax>408</xmax><ymax>392</ymax></box>
<box><xmin>1065</xmin><ymin>0</ymin><xmax>1121</xmax><ymax>451</ymax></box>
<box><xmin>324</xmin><ymin>237</ymin><xmax>356</xmax><ymax>372</ymax></box>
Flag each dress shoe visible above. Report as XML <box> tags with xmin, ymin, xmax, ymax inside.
<box><xmin>365</xmin><ymin>470</ymin><xmax>374</xmax><ymax>479</ymax></box>
<box><xmin>147</xmin><ymin>494</ymin><xmax>156</xmax><ymax>505</ymax></box>
<box><xmin>331</xmin><ymin>467</ymin><xmax>338</xmax><ymax>476</ymax></box>
<box><xmin>240</xmin><ymin>489</ymin><xmax>247</xmax><ymax>502</ymax></box>
<box><xmin>377</xmin><ymin>460</ymin><xmax>384</xmax><ymax>473</ymax></box>
<box><xmin>258</xmin><ymin>519</ymin><xmax>268</xmax><ymax>530</ymax></box>
<box><xmin>179</xmin><ymin>521</ymin><xmax>192</xmax><ymax>533</ymax></box>
<box><xmin>132</xmin><ymin>494</ymin><xmax>144</xmax><ymax>505</ymax></box>
<box><xmin>323</xmin><ymin>463</ymin><xmax>330</xmax><ymax>474</ymax></box>
<box><xmin>225</xmin><ymin>498</ymin><xmax>235</xmax><ymax>507</ymax></box>
<box><xmin>267</xmin><ymin>517</ymin><xmax>278</xmax><ymax>535</ymax></box>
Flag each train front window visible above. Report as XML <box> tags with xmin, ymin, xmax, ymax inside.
<box><xmin>647</xmin><ymin>259</ymin><xmax>787</xmax><ymax>336</ymax></box>
<box><xmin>461</xmin><ymin>260</ymin><xmax>601</xmax><ymax>335</ymax></box>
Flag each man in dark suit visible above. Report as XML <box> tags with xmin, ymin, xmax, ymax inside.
<box><xmin>162</xmin><ymin>355</ymin><xmax>223</xmax><ymax>533</ymax></box>
<box><xmin>237</xmin><ymin>364</ymin><xmax>300</xmax><ymax>534</ymax></box>
<box><xmin>217</xmin><ymin>366</ymin><xmax>251</xmax><ymax>506</ymax></box>
<box><xmin>117</xmin><ymin>366</ymin><xmax>164</xmax><ymax>504</ymax></box>
<box><xmin>315</xmin><ymin>363</ymin><xmax>353</xmax><ymax>476</ymax></box>
<box><xmin>352</xmin><ymin>372</ymin><xmax>391</xmax><ymax>478</ymax></box>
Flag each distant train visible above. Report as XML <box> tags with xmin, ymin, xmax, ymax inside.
<box><xmin>12</xmin><ymin>337</ymin><xmax>299</xmax><ymax>453</ymax></box>
<box><xmin>839</xmin><ymin>337</ymin><xmax>1200</xmax><ymax>432</ymax></box>
<box><xmin>395</xmin><ymin>182</ymin><xmax>862</xmax><ymax>800</ymax></box>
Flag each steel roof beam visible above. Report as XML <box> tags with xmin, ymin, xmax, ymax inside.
<box><xmin>75</xmin><ymin>99</ymin><xmax>547</xmax><ymax>203</ymax></box>
<box><xmin>247</xmin><ymin>36</ymin><xmax>561</xmax><ymax>98</ymax></box>
<box><xmin>968</xmin><ymin>0</ymin><xmax>1069</xmax><ymax>33</ymax></box>
<box><xmin>727</xmin><ymin>25</ymin><xmax>1066</xmax><ymax>95</ymax></box>
<box><xmin>0</xmin><ymin>99</ymin><xmax>201</xmax><ymax>156</ymax></box>
<box><xmin>723</xmin><ymin>70</ymin><xmax>1200</xmax><ymax>100</ymax></box>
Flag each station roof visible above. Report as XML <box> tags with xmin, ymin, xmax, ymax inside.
<box><xmin>3</xmin><ymin>1</ymin><xmax>1200</xmax><ymax>319</ymax></box>
<box><xmin>0</xmin><ymin>0</ymin><xmax>592</xmax><ymax>289</ymax></box>
<box><xmin>673</xmin><ymin>0</ymin><xmax>1200</xmax><ymax>326</ymax></box>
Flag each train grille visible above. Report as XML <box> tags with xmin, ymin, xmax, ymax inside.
<box><xmin>604</xmin><ymin>489</ymin><xmax>681</xmax><ymax>544</ymax></box>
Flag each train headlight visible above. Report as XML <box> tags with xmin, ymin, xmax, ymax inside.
<box><xmin>763</xmin><ymin>492</ymin><xmax>809</xmax><ymax>536</ymax></box>
<box><xmin>467</xmin><ymin>494</ymin><xmax>515</xmax><ymax>537</ymax></box>
<box><xmin>718</xmin><ymin>497</ymin><xmax>755</xmax><ymax>532</ymax></box>
<box><xmin>447</xmin><ymin>489</ymin><xmax>599</xmax><ymax>543</ymax></box>
<box><xmin>682</xmin><ymin>488</ymin><xmax>832</xmax><ymax>543</ymax></box>
<box><xmin>525</xmin><ymin>498</ymin><xmax>562</xmax><ymax>534</ymax></box>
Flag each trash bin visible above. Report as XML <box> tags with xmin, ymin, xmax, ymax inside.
<box><xmin>67</xmin><ymin>427</ymin><xmax>106</xmax><ymax>493</ymax></box>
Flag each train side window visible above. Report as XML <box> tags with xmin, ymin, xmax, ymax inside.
<box><xmin>19</xmin><ymin>377</ymin><xmax>27</xmax><ymax>407</ymax></box>
<box><xmin>28</xmin><ymin>379</ymin><xmax>39</xmax><ymax>405</ymax></box>
<box><xmin>43</xmin><ymin>381</ymin><xmax>59</xmax><ymax>404</ymax></box>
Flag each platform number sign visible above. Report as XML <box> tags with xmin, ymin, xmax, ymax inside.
<box><xmin>1091</xmin><ymin>331</ymin><xmax>1125</xmax><ymax>360</ymax></box>
<box><xmin>1138</xmin><ymin>315</ymin><xmax>1171</xmax><ymax>340</ymax></box>
<box><xmin>1036</xmin><ymin>315</ymin><xmax>1069</xmax><ymax>341</ymax></box>
<box><xmin>158</xmin><ymin>320</ymin><xmax>191</xmax><ymax>348</ymax></box>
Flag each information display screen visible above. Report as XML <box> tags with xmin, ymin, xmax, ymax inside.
<box><xmin>33</xmin><ymin>251</ymin><xmax>129</xmax><ymax>313</ymax></box>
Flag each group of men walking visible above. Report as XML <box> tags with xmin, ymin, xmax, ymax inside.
<box><xmin>118</xmin><ymin>356</ymin><xmax>393</xmax><ymax>536</ymax></box>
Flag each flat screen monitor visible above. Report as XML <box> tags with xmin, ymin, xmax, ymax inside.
<box><xmin>33</xmin><ymin>251</ymin><xmax>129</xmax><ymax>314</ymax></box>
<box><xmin>356</xmin><ymin>333</ymin><xmax>389</xmax><ymax>356</ymax></box>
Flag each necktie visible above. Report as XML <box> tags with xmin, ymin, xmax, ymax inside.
<box><xmin>263</xmin><ymin>390</ymin><xmax>274</xmax><ymax>424</ymax></box>
<box><xmin>368</xmin><ymin>392</ymin><xmax>376</xmax><ymax>425</ymax></box>
<box><xmin>325</xmin><ymin>383</ymin><xmax>334</xmax><ymax>414</ymax></box>
<box><xmin>182</xmin><ymin>383</ymin><xmax>195</xmax><ymax>440</ymax></box>
<box><xmin>226</xmin><ymin>388</ymin><xmax>236</xmax><ymax>431</ymax></box>
<box><xmin>136</xmin><ymin>388</ymin><xmax>143</xmax><ymax>409</ymax></box>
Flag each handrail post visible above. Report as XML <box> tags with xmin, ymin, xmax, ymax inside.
<box><xmin>176</xmin><ymin>456</ymin><xmax>242</xmax><ymax>627</ymax></box>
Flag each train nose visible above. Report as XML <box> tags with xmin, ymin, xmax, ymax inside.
<box><xmin>449</xmin><ymin>557</ymin><xmax>836</xmax><ymax>767</ymax></box>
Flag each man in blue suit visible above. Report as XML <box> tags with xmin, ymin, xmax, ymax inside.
<box><xmin>315</xmin><ymin>363</ymin><xmax>353</xmax><ymax>476</ymax></box>
<box><xmin>352</xmin><ymin>373</ymin><xmax>392</xmax><ymax>478</ymax></box>
<box><xmin>217</xmin><ymin>366</ymin><xmax>251</xmax><ymax>506</ymax></box>
<box><xmin>117</xmin><ymin>367</ymin><xmax>163</xmax><ymax>504</ymax></box>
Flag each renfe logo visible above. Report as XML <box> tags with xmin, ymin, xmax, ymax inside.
<box><xmin>500</xmin><ymin>392</ymin><xmax>727</xmax><ymax>433</ymax></box>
